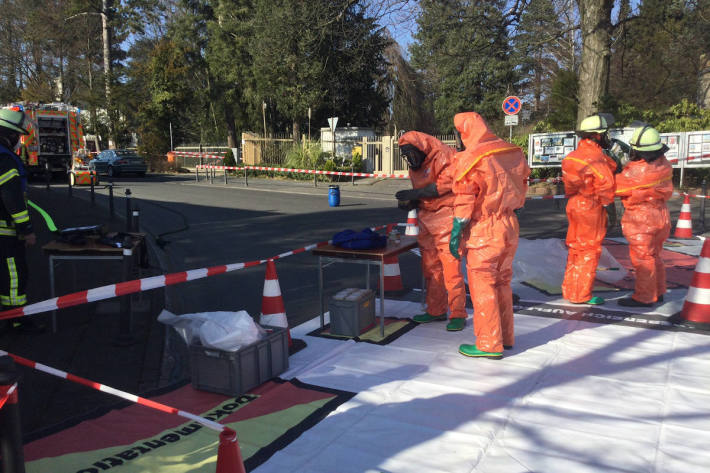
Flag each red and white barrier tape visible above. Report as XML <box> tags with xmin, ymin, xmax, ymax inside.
<box><xmin>197</xmin><ymin>164</ymin><xmax>409</xmax><ymax>179</ymax></box>
<box><xmin>0</xmin><ymin>350</ymin><xmax>226</xmax><ymax>432</ymax></box>
<box><xmin>0</xmin><ymin>224</ymin><xmax>392</xmax><ymax>320</ymax></box>
<box><xmin>0</xmin><ymin>382</ymin><xmax>17</xmax><ymax>410</ymax></box>
<box><xmin>200</xmin><ymin>165</ymin><xmax>563</xmax><ymax>182</ymax></box>
<box><xmin>673</xmin><ymin>191</ymin><xmax>710</xmax><ymax>200</ymax></box>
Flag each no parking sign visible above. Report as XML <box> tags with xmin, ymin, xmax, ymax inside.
<box><xmin>502</xmin><ymin>96</ymin><xmax>521</xmax><ymax>115</ymax></box>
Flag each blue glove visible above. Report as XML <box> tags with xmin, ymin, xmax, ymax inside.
<box><xmin>449</xmin><ymin>217</ymin><xmax>469</xmax><ymax>259</ymax></box>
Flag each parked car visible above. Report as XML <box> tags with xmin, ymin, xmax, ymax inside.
<box><xmin>89</xmin><ymin>149</ymin><xmax>147</xmax><ymax>177</ymax></box>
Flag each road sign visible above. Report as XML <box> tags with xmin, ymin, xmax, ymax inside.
<box><xmin>505</xmin><ymin>115</ymin><xmax>519</xmax><ymax>126</ymax></box>
<box><xmin>328</xmin><ymin>117</ymin><xmax>339</xmax><ymax>130</ymax></box>
<box><xmin>502</xmin><ymin>96</ymin><xmax>521</xmax><ymax>115</ymax></box>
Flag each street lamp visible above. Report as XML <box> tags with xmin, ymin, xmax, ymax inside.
<box><xmin>262</xmin><ymin>102</ymin><xmax>267</xmax><ymax>138</ymax></box>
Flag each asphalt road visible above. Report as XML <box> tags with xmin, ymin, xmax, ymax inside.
<box><xmin>60</xmin><ymin>172</ymin><xmax>696</xmax><ymax>329</ymax></box>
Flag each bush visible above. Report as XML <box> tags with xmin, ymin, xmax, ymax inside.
<box><xmin>223</xmin><ymin>148</ymin><xmax>236</xmax><ymax>167</ymax></box>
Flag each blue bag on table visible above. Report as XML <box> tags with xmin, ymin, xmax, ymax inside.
<box><xmin>332</xmin><ymin>228</ymin><xmax>387</xmax><ymax>250</ymax></box>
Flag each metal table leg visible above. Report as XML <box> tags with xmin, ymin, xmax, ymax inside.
<box><xmin>49</xmin><ymin>255</ymin><xmax>57</xmax><ymax>333</ymax></box>
<box><xmin>379</xmin><ymin>260</ymin><xmax>385</xmax><ymax>337</ymax></box>
<box><xmin>319</xmin><ymin>256</ymin><xmax>324</xmax><ymax>329</ymax></box>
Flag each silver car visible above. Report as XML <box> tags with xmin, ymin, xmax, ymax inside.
<box><xmin>90</xmin><ymin>149</ymin><xmax>148</xmax><ymax>177</ymax></box>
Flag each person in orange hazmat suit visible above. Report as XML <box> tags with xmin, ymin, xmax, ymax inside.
<box><xmin>395</xmin><ymin>132</ymin><xmax>468</xmax><ymax>331</ymax></box>
<box><xmin>560</xmin><ymin>113</ymin><xmax>617</xmax><ymax>305</ymax></box>
<box><xmin>615</xmin><ymin>124</ymin><xmax>673</xmax><ymax>307</ymax></box>
<box><xmin>448</xmin><ymin>112</ymin><xmax>530</xmax><ymax>359</ymax></box>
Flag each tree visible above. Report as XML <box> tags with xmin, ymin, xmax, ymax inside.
<box><xmin>383</xmin><ymin>40</ymin><xmax>436</xmax><ymax>134</ymax></box>
<box><xmin>207</xmin><ymin>0</ymin><xmax>255</xmax><ymax>148</ymax></box>
<box><xmin>575</xmin><ymin>0</ymin><xmax>613</xmax><ymax>125</ymax></box>
<box><xmin>410</xmin><ymin>0</ymin><xmax>520</xmax><ymax>133</ymax></box>
<box><xmin>252</xmin><ymin>0</ymin><xmax>389</xmax><ymax>142</ymax></box>
<box><xmin>610</xmin><ymin>0</ymin><xmax>710</xmax><ymax>112</ymax></box>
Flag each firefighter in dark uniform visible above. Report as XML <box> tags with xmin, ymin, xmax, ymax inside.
<box><xmin>0</xmin><ymin>109</ymin><xmax>37</xmax><ymax>328</ymax></box>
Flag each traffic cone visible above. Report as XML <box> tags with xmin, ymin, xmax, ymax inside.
<box><xmin>216</xmin><ymin>428</ymin><xmax>247</xmax><ymax>473</ymax></box>
<box><xmin>405</xmin><ymin>209</ymin><xmax>419</xmax><ymax>236</ymax></box>
<box><xmin>674</xmin><ymin>194</ymin><xmax>693</xmax><ymax>238</ymax></box>
<box><xmin>679</xmin><ymin>238</ymin><xmax>710</xmax><ymax>323</ymax></box>
<box><xmin>260</xmin><ymin>259</ymin><xmax>292</xmax><ymax>347</ymax></box>
<box><xmin>380</xmin><ymin>255</ymin><xmax>404</xmax><ymax>291</ymax></box>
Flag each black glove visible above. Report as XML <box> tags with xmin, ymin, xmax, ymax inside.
<box><xmin>606</xmin><ymin>204</ymin><xmax>618</xmax><ymax>228</ymax></box>
<box><xmin>398</xmin><ymin>199</ymin><xmax>419</xmax><ymax>211</ymax></box>
<box><xmin>395</xmin><ymin>183</ymin><xmax>439</xmax><ymax>202</ymax></box>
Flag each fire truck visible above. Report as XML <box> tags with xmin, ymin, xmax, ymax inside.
<box><xmin>4</xmin><ymin>102</ymin><xmax>87</xmax><ymax>177</ymax></box>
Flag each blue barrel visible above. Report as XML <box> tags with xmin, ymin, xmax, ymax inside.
<box><xmin>328</xmin><ymin>185</ymin><xmax>340</xmax><ymax>207</ymax></box>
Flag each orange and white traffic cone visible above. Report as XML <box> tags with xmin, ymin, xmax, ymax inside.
<box><xmin>405</xmin><ymin>209</ymin><xmax>419</xmax><ymax>236</ymax></box>
<box><xmin>674</xmin><ymin>194</ymin><xmax>693</xmax><ymax>238</ymax></box>
<box><xmin>260</xmin><ymin>259</ymin><xmax>292</xmax><ymax>347</ymax></box>
<box><xmin>679</xmin><ymin>238</ymin><xmax>710</xmax><ymax>323</ymax></box>
<box><xmin>216</xmin><ymin>428</ymin><xmax>247</xmax><ymax>473</ymax></box>
<box><xmin>380</xmin><ymin>255</ymin><xmax>404</xmax><ymax>291</ymax></box>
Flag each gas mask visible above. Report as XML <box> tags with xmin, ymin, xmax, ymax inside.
<box><xmin>454</xmin><ymin>129</ymin><xmax>465</xmax><ymax>152</ymax></box>
<box><xmin>400</xmin><ymin>144</ymin><xmax>426</xmax><ymax>170</ymax></box>
<box><xmin>598</xmin><ymin>132</ymin><xmax>611</xmax><ymax>150</ymax></box>
<box><xmin>0</xmin><ymin>131</ymin><xmax>20</xmax><ymax>151</ymax></box>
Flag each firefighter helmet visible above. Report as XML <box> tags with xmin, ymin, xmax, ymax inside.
<box><xmin>0</xmin><ymin>109</ymin><xmax>30</xmax><ymax>135</ymax></box>
<box><xmin>577</xmin><ymin>113</ymin><xmax>615</xmax><ymax>134</ymax></box>
<box><xmin>630</xmin><ymin>124</ymin><xmax>664</xmax><ymax>152</ymax></box>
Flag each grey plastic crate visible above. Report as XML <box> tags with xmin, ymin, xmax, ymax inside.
<box><xmin>329</xmin><ymin>288</ymin><xmax>375</xmax><ymax>337</ymax></box>
<box><xmin>189</xmin><ymin>325</ymin><xmax>289</xmax><ymax>396</ymax></box>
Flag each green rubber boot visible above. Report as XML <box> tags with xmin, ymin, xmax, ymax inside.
<box><xmin>586</xmin><ymin>296</ymin><xmax>605</xmax><ymax>305</ymax></box>
<box><xmin>458</xmin><ymin>344</ymin><xmax>502</xmax><ymax>359</ymax></box>
<box><xmin>446</xmin><ymin>318</ymin><xmax>465</xmax><ymax>331</ymax></box>
<box><xmin>412</xmin><ymin>313</ymin><xmax>447</xmax><ymax>323</ymax></box>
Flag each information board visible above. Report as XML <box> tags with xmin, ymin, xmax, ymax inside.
<box><xmin>686</xmin><ymin>131</ymin><xmax>710</xmax><ymax>163</ymax></box>
<box><xmin>660</xmin><ymin>133</ymin><xmax>682</xmax><ymax>164</ymax></box>
<box><xmin>529</xmin><ymin>132</ymin><xmax>577</xmax><ymax>167</ymax></box>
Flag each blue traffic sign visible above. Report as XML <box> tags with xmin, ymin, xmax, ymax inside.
<box><xmin>502</xmin><ymin>96</ymin><xmax>522</xmax><ymax>115</ymax></box>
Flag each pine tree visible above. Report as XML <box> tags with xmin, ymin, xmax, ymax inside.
<box><xmin>410</xmin><ymin>0</ymin><xmax>518</xmax><ymax>133</ymax></box>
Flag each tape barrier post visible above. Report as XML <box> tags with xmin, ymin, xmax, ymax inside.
<box><xmin>45</xmin><ymin>160</ymin><xmax>50</xmax><ymax>191</ymax></box>
<box><xmin>224</xmin><ymin>166</ymin><xmax>228</xmax><ymax>185</ymax></box>
<box><xmin>133</xmin><ymin>205</ymin><xmax>140</xmax><ymax>234</ymax></box>
<box><xmin>0</xmin><ymin>356</ymin><xmax>25</xmax><ymax>473</ymax></box>
<box><xmin>108</xmin><ymin>181</ymin><xmax>114</xmax><ymax>219</ymax></box>
<box><xmin>195</xmin><ymin>165</ymin><xmax>199</xmax><ymax>182</ymax></box>
<box><xmin>90</xmin><ymin>172</ymin><xmax>95</xmax><ymax>204</ymax></box>
<box><xmin>125</xmin><ymin>188</ymin><xmax>132</xmax><ymax>232</ymax></box>
<box><xmin>114</xmin><ymin>247</ymin><xmax>136</xmax><ymax>346</ymax></box>
<box><xmin>702</xmin><ymin>179</ymin><xmax>707</xmax><ymax>231</ymax></box>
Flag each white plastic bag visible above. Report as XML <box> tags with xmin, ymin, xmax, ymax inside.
<box><xmin>158</xmin><ymin>309</ymin><xmax>266</xmax><ymax>352</ymax></box>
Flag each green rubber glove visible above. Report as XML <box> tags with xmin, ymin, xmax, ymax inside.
<box><xmin>449</xmin><ymin>217</ymin><xmax>469</xmax><ymax>259</ymax></box>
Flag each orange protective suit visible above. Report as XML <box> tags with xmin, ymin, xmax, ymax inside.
<box><xmin>452</xmin><ymin>113</ymin><xmax>530</xmax><ymax>352</ymax></box>
<box><xmin>615</xmin><ymin>156</ymin><xmax>673</xmax><ymax>303</ymax></box>
<box><xmin>398</xmin><ymin>132</ymin><xmax>467</xmax><ymax>320</ymax></box>
<box><xmin>561</xmin><ymin>139</ymin><xmax>616</xmax><ymax>303</ymax></box>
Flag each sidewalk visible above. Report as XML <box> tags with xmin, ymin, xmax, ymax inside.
<box><xmin>5</xmin><ymin>183</ymin><xmax>172</xmax><ymax>439</ymax></box>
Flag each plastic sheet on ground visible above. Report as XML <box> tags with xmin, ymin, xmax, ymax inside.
<box><xmin>158</xmin><ymin>309</ymin><xmax>265</xmax><ymax>351</ymax></box>
<box><xmin>461</xmin><ymin>238</ymin><xmax>628</xmax><ymax>286</ymax></box>
<box><xmin>254</xmin><ymin>292</ymin><xmax>710</xmax><ymax>473</ymax></box>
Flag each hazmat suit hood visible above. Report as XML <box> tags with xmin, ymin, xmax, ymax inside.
<box><xmin>399</xmin><ymin>131</ymin><xmax>451</xmax><ymax>169</ymax></box>
<box><xmin>453</xmin><ymin>112</ymin><xmax>499</xmax><ymax>151</ymax></box>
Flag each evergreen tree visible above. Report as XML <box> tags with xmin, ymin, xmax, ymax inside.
<box><xmin>410</xmin><ymin>0</ymin><xmax>518</xmax><ymax>133</ymax></box>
